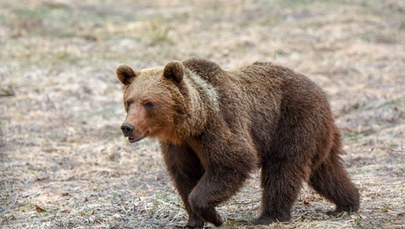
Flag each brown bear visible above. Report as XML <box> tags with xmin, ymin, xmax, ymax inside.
<box><xmin>116</xmin><ymin>58</ymin><xmax>360</xmax><ymax>227</ymax></box>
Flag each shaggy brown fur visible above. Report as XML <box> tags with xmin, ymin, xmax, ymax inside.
<box><xmin>116</xmin><ymin>58</ymin><xmax>360</xmax><ymax>228</ymax></box>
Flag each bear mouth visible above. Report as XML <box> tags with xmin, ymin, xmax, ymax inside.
<box><xmin>128</xmin><ymin>135</ymin><xmax>145</xmax><ymax>143</ymax></box>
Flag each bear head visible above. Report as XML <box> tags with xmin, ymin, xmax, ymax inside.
<box><xmin>116</xmin><ymin>61</ymin><xmax>190</xmax><ymax>144</ymax></box>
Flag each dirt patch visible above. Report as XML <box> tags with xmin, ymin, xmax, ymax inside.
<box><xmin>1</xmin><ymin>0</ymin><xmax>404</xmax><ymax>228</ymax></box>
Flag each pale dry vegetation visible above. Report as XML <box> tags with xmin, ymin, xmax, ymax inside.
<box><xmin>0</xmin><ymin>0</ymin><xmax>404</xmax><ymax>228</ymax></box>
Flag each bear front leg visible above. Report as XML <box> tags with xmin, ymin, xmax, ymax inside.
<box><xmin>187</xmin><ymin>165</ymin><xmax>249</xmax><ymax>227</ymax></box>
<box><xmin>160</xmin><ymin>143</ymin><xmax>205</xmax><ymax>228</ymax></box>
<box><xmin>187</xmin><ymin>147</ymin><xmax>255</xmax><ymax>226</ymax></box>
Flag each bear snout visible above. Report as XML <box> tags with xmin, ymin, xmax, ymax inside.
<box><xmin>121</xmin><ymin>122</ymin><xmax>146</xmax><ymax>143</ymax></box>
<box><xmin>121</xmin><ymin>123</ymin><xmax>134</xmax><ymax>137</ymax></box>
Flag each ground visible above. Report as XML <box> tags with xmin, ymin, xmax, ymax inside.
<box><xmin>0</xmin><ymin>0</ymin><xmax>404</xmax><ymax>228</ymax></box>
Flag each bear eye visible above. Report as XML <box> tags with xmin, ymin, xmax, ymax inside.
<box><xmin>143</xmin><ymin>101</ymin><xmax>154</xmax><ymax>109</ymax></box>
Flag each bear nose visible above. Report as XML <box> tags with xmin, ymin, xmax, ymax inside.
<box><xmin>121</xmin><ymin>123</ymin><xmax>134</xmax><ymax>137</ymax></box>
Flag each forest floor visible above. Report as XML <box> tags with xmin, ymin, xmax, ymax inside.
<box><xmin>1</xmin><ymin>0</ymin><xmax>404</xmax><ymax>228</ymax></box>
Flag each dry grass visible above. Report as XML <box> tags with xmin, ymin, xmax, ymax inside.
<box><xmin>1</xmin><ymin>0</ymin><xmax>404</xmax><ymax>228</ymax></box>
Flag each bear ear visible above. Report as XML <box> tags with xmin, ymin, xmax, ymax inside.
<box><xmin>163</xmin><ymin>61</ymin><xmax>184</xmax><ymax>84</ymax></box>
<box><xmin>116</xmin><ymin>65</ymin><xmax>138</xmax><ymax>85</ymax></box>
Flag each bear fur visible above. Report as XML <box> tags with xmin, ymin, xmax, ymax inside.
<box><xmin>116</xmin><ymin>58</ymin><xmax>360</xmax><ymax>227</ymax></box>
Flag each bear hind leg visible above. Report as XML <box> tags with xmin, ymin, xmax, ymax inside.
<box><xmin>256</xmin><ymin>158</ymin><xmax>308</xmax><ymax>225</ymax></box>
<box><xmin>308</xmin><ymin>146</ymin><xmax>360</xmax><ymax>215</ymax></box>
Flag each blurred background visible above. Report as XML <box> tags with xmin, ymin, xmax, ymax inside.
<box><xmin>0</xmin><ymin>0</ymin><xmax>404</xmax><ymax>228</ymax></box>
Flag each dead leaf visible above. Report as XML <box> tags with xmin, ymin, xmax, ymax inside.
<box><xmin>0</xmin><ymin>86</ymin><xmax>15</xmax><ymax>97</ymax></box>
<box><xmin>35</xmin><ymin>204</ymin><xmax>46</xmax><ymax>213</ymax></box>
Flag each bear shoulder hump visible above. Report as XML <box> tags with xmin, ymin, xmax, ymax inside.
<box><xmin>182</xmin><ymin>58</ymin><xmax>223</xmax><ymax>79</ymax></box>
